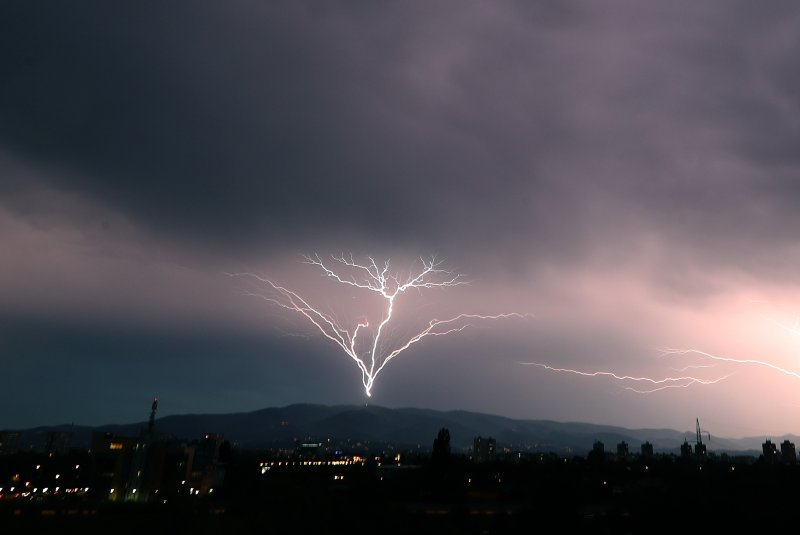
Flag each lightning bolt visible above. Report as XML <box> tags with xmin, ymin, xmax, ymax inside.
<box><xmin>521</xmin><ymin>362</ymin><xmax>731</xmax><ymax>393</ymax></box>
<box><xmin>525</xmin><ymin>303</ymin><xmax>800</xmax><ymax>396</ymax></box>
<box><xmin>525</xmin><ymin>344</ymin><xmax>800</xmax><ymax>394</ymax></box>
<box><xmin>759</xmin><ymin>312</ymin><xmax>800</xmax><ymax>338</ymax></box>
<box><xmin>659</xmin><ymin>348</ymin><xmax>800</xmax><ymax>380</ymax></box>
<box><xmin>231</xmin><ymin>254</ymin><xmax>529</xmax><ymax>397</ymax></box>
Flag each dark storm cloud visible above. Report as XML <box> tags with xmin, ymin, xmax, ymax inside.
<box><xmin>2</xmin><ymin>0</ymin><xmax>799</xmax><ymax>275</ymax></box>
<box><xmin>3</xmin><ymin>0</ymin><xmax>549</xmax><ymax>250</ymax></box>
<box><xmin>3</xmin><ymin>1</ymin><xmax>800</xmax><ymax>434</ymax></box>
<box><xmin>0</xmin><ymin>311</ymin><xmax>358</xmax><ymax>428</ymax></box>
<box><xmin>0</xmin><ymin>2</ymin><xmax>615</xmax><ymax>254</ymax></box>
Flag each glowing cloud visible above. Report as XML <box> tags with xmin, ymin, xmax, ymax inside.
<box><xmin>232</xmin><ymin>254</ymin><xmax>528</xmax><ymax>396</ymax></box>
<box><xmin>524</xmin><ymin>300</ymin><xmax>800</xmax><ymax>396</ymax></box>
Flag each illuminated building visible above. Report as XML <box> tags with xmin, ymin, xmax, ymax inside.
<box><xmin>92</xmin><ymin>430</ymin><xmax>207</xmax><ymax>502</ymax></box>
<box><xmin>295</xmin><ymin>440</ymin><xmax>323</xmax><ymax>459</ymax></box>
<box><xmin>91</xmin><ymin>432</ymin><xmax>137</xmax><ymax>501</ymax></box>
<box><xmin>89</xmin><ymin>401</ymin><xmax>225</xmax><ymax>503</ymax></box>
<box><xmin>187</xmin><ymin>433</ymin><xmax>227</xmax><ymax>494</ymax></box>
<box><xmin>473</xmin><ymin>436</ymin><xmax>496</xmax><ymax>463</ymax></box>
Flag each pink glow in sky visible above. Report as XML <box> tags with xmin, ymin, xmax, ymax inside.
<box><xmin>2</xmin><ymin>1</ymin><xmax>800</xmax><ymax>438</ymax></box>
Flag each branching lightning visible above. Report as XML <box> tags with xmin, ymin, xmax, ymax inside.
<box><xmin>659</xmin><ymin>348</ymin><xmax>800</xmax><ymax>380</ymax></box>
<box><xmin>524</xmin><ymin>343</ymin><xmax>800</xmax><ymax>394</ymax></box>
<box><xmin>521</xmin><ymin>362</ymin><xmax>731</xmax><ymax>393</ymax></box>
<box><xmin>524</xmin><ymin>302</ymin><xmax>800</xmax><ymax>394</ymax></box>
<box><xmin>760</xmin><ymin>313</ymin><xmax>800</xmax><ymax>338</ymax></box>
<box><xmin>231</xmin><ymin>254</ymin><xmax>528</xmax><ymax>397</ymax></box>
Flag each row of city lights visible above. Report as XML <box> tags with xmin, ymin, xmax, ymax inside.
<box><xmin>109</xmin><ymin>486</ymin><xmax>213</xmax><ymax>496</ymax></box>
<box><xmin>6</xmin><ymin>464</ymin><xmax>82</xmax><ymax>483</ymax></box>
<box><xmin>0</xmin><ymin>486</ymin><xmax>90</xmax><ymax>499</ymax></box>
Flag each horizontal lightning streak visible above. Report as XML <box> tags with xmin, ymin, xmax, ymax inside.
<box><xmin>521</xmin><ymin>362</ymin><xmax>730</xmax><ymax>393</ymax></box>
<box><xmin>525</xmin><ymin>340</ymin><xmax>800</xmax><ymax>395</ymax></box>
<box><xmin>659</xmin><ymin>348</ymin><xmax>800</xmax><ymax>380</ymax></box>
<box><xmin>670</xmin><ymin>364</ymin><xmax>716</xmax><ymax>372</ymax></box>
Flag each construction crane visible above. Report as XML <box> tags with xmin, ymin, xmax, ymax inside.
<box><xmin>695</xmin><ymin>418</ymin><xmax>710</xmax><ymax>457</ymax></box>
<box><xmin>696</xmin><ymin>418</ymin><xmax>711</xmax><ymax>444</ymax></box>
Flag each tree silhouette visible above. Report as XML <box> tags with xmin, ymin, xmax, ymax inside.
<box><xmin>432</xmin><ymin>427</ymin><xmax>451</xmax><ymax>464</ymax></box>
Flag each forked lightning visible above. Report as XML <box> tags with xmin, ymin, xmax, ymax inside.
<box><xmin>233</xmin><ymin>254</ymin><xmax>528</xmax><ymax>396</ymax></box>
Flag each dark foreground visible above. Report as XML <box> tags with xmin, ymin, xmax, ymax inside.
<box><xmin>3</xmin><ymin>453</ymin><xmax>800</xmax><ymax>534</ymax></box>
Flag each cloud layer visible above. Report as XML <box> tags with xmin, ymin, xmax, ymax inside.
<box><xmin>2</xmin><ymin>1</ymin><xmax>800</xmax><ymax>437</ymax></box>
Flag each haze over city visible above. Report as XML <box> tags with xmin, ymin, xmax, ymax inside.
<box><xmin>2</xmin><ymin>0</ymin><xmax>800</xmax><ymax>440</ymax></box>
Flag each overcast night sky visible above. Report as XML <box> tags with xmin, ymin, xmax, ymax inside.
<box><xmin>2</xmin><ymin>1</ymin><xmax>800</xmax><ymax>438</ymax></box>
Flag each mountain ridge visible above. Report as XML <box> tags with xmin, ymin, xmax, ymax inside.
<box><xmin>6</xmin><ymin>403</ymin><xmax>794</xmax><ymax>456</ymax></box>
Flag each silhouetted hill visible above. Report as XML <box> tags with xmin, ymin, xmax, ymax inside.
<box><xmin>7</xmin><ymin>404</ymin><xmax>792</xmax><ymax>456</ymax></box>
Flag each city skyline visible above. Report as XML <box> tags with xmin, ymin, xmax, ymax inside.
<box><xmin>2</xmin><ymin>1</ymin><xmax>800</xmax><ymax>438</ymax></box>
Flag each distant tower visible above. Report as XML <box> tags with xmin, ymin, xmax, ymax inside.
<box><xmin>616</xmin><ymin>441</ymin><xmax>629</xmax><ymax>460</ymax></box>
<box><xmin>148</xmin><ymin>397</ymin><xmax>158</xmax><ymax>435</ymax></box>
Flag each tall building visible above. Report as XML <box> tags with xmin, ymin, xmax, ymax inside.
<box><xmin>616</xmin><ymin>441</ymin><xmax>629</xmax><ymax>460</ymax></box>
<box><xmin>473</xmin><ymin>436</ymin><xmax>496</xmax><ymax>463</ymax></box>
<box><xmin>762</xmin><ymin>439</ymin><xmax>778</xmax><ymax>463</ymax></box>
<box><xmin>588</xmin><ymin>440</ymin><xmax>605</xmax><ymax>463</ymax></box>
<box><xmin>780</xmin><ymin>440</ymin><xmax>796</xmax><ymax>464</ymax></box>
<box><xmin>93</xmin><ymin>430</ymin><xmax>196</xmax><ymax>502</ymax></box>
<box><xmin>46</xmin><ymin>430</ymin><xmax>72</xmax><ymax>456</ymax></box>
<box><xmin>189</xmin><ymin>433</ymin><xmax>227</xmax><ymax>493</ymax></box>
<box><xmin>640</xmin><ymin>441</ymin><xmax>654</xmax><ymax>458</ymax></box>
<box><xmin>92</xmin><ymin>432</ymin><xmax>137</xmax><ymax>502</ymax></box>
<box><xmin>0</xmin><ymin>431</ymin><xmax>21</xmax><ymax>455</ymax></box>
<box><xmin>694</xmin><ymin>441</ymin><xmax>707</xmax><ymax>458</ymax></box>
